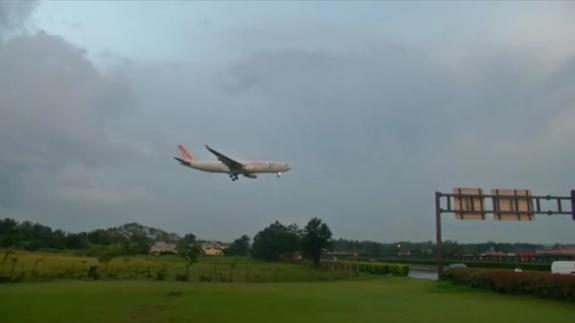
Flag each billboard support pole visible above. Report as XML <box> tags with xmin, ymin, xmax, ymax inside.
<box><xmin>435</xmin><ymin>192</ymin><xmax>443</xmax><ymax>275</ymax></box>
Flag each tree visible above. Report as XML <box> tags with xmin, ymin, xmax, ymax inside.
<box><xmin>225</xmin><ymin>235</ymin><xmax>250</xmax><ymax>256</ymax></box>
<box><xmin>0</xmin><ymin>218</ymin><xmax>17</xmax><ymax>247</ymax></box>
<box><xmin>123</xmin><ymin>232</ymin><xmax>152</xmax><ymax>254</ymax></box>
<box><xmin>181</xmin><ymin>233</ymin><xmax>196</xmax><ymax>245</ymax></box>
<box><xmin>65</xmin><ymin>232</ymin><xmax>89</xmax><ymax>250</ymax></box>
<box><xmin>251</xmin><ymin>221</ymin><xmax>302</xmax><ymax>261</ymax></box>
<box><xmin>176</xmin><ymin>240</ymin><xmax>201</xmax><ymax>280</ymax></box>
<box><xmin>302</xmin><ymin>217</ymin><xmax>332</xmax><ymax>266</ymax></box>
<box><xmin>442</xmin><ymin>240</ymin><xmax>464</xmax><ymax>257</ymax></box>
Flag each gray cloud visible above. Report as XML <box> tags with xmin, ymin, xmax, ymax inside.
<box><xmin>0</xmin><ymin>1</ymin><xmax>38</xmax><ymax>39</ymax></box>
<box><xmin>3</xmin><ymin>3</ymin><xmax>575</xmax><ymax>243</ymax></box>
<box><xmin>0</xmin><ymin>31</ymin><xmax>140</xmax><ymax>227</ymax></box>
<box><xmin>110</xmin><ymin>43</ymin><xmax>574</xmax><ymax>243</ymax></box>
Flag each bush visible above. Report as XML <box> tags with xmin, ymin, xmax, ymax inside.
<box><xmin>0</xmin><ymin>274</ymin><xmax>11</xmax><ymax>283</ymax></box>
<box><xmin>397</xmin><ymin>265</ymin><xmax>409</xmax><ymax>277</ymax></box>
<box><xmin>199</xmin><ymin>274</ymin><xmax>212</xmax><ymax>282</ymax></box>
<box><xmin>440</xmin><ymin>269</ymin><xmax>575</xmax><ymax>301</ymax></box>
<box><xmin>87</xmin><ymin>265</ymin><xmax>99</xmax><ymax>280</ymax></box>
<box><xmin>155</xmin><ymin>268</ymin><xmax>167</xmax><ymax>281</ymax></box>
<box><xmin>174</xmin><ymin>272</ymin><xmax>188</xmax><ymax>281</ymax></box>
<box><xmin>322</xmin><ymin>261</ymin><xmax>409</xmax><ymax>277</ymax></box>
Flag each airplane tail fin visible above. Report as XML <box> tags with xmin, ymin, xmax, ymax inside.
<box><xmin>177</xmin><ymin>145</ymin><xmax>193</xmax><ymax>162</ymax></box>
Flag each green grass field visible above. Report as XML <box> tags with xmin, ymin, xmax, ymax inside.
<box><xmin>1</xmin><ymin>278</ymin><xmax>574</xmax><ymax>323</ymax></box>
<box><xmin>1</xmin><ymin>251</ymin><xmax>573</xmax><ymax>323</ymax></box>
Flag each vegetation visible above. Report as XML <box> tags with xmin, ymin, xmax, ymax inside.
<box><xmin>333</xmin><ymin>238</ymin><xmax>548</xmax><ymax>258</ymax></box>
<box><xmin>441</xmin><ymin>268</ymin><xmax>575</xmax><ymax>301</ymax></box>
<box><xmin>224</xmin><ymin>235</ymin><xmax>250</xmax><ymax>257</ymax></box>
<box><xmin>1</xmin><ymin>279</ymin><xmax>575</xmax><ymax>323</ymax></box>
<box><xmin>0</xmin><ymin>218</ymin><xmax>186</xmax><ymax>255</ymax></box>
<box><xmin>0</xmin><ymin>251</ymin><xmax>356</xmax><ymax>283</ymax></box>
<box><xmin>251</xmin><ymin>221</ymin><xmax>303</xmax><ymax>261</ymax></box>
<box><xmin>175</xmin><ymin>242</ymin><xmax>201</xmax><ymax>281</ymax></box>
<box><xmin>379</xmin><ymin>258</ymin><xmax>551</xmax><ymax>271</ymax></box>
<box><xmin>251</xmin><ymin>218</ymin><xmax>334</xmax><ymax>264</ymax></box>
<box><xmin>322</xmin><ymin>260</ymin><xmax>410</xmax><ymax>277</ymax></box>
<box><xmin>1</xmin><ymin>217</ymin><xmax>565</xmax><ymax>264</ymax></box>
<box><xmin>302</xmin><ymin>217</ymin><xmax>332</xmax><ymax>266</ymax></box>
<box><xmin>1</xmin><ymin>217</ymin><xmax>573</xmax><ymax>323</ymax></box>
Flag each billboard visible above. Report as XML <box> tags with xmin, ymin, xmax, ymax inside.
<box><xmin>491</xmin><ymin>189</ymin><xmax>534</xmax><ymax>221</ymax></box>
<box><xmin>453</xmin><ymin>187</ymin><xmax>485</xmax><ymax>220</ymax></box>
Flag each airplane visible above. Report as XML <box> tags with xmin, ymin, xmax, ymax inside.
<box><xmin>174</xmin><ymin>144</ymin><xmax>291</xmax><ymax>181</ymax></box>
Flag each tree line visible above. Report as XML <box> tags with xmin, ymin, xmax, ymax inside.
<box><xmin>0</xmin><ymin>217</ymin><xmax>333</xmax><ymax>265</ymax></box>
<box><xmin>332</xmin><ymin>239</ymin><xmax>548</xmax><ymax>258</ymax></box>
<box><xmin>0</xmin><ymin>218</ymin><xmax>190</xmax><ymax>255</ymax></box>
<box><xmin>0</xmin><ymin>217</ymin><xmax>556</xmax><ymax>261</ymax></box>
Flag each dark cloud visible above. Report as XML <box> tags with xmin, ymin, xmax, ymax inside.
<box><xmin>0</xmin><ymin>31</ymin><xmax>137</xmax><ymax>220</ymax></box>
<box><xmin>0</xmin><ymin>1</ymin><xmax>38</xmax><ymax>38</ymax></box>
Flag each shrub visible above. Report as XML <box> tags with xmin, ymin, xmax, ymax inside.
<box><xmin>199</xmin><ymin>274</ymin><xmax>212</xmax><ymax>282</ymax></box>
<box><xmin>174</xmin><ymin>272</ymin><xmax>188</xmax><ymax>281</ymax></box>
<box><xmin>87</xmin><ymin>265</ymin><xmax>100</xmax><ymax>280</ymax></box>
<box><xmin>12</xmin><ymin>271</ymin><xmax>26</xmax><ymax>282</ymax></box>
<box><xmin>0</xmin><ymin>274</ymin><xmax>11</xmax><ymax>283</ymax></box>
<box><xmin>322</xmin><ymin>261</ymin><xmax>409</xmax><ymax>277</ymax></box>
<box><xmin>397</xmin><ymin>265</ymin><xmax>409</xmax><ymax>277</ymax></box>
<box><xmin>155</xmin><ymin>268</ymin><xmax>167</xmax><ymax>281</ymax></box>
<box><xmin>441</xmin><ymin>269</ymin><xmax>575</xmax><ymax>301</ymax></box>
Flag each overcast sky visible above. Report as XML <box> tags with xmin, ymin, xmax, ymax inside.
<box><xmin>1</xmin><ymin>1</ymin><xmax>574</xmax><ymax>243</ymax></box>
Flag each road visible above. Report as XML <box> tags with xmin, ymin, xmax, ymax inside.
<box><xmin>408</xmin><ymin>266</ymin><xmax>438</xmax><ymax>280</ymax></box>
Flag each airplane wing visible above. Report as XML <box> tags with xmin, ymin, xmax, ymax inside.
<box><xmin>205</xmin><ymin>145</ymin><xmax>244</xmax><ymax>172</ymax></box>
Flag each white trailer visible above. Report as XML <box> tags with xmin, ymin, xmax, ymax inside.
<box><xmin>551</xmin><ymin>261</ymin><xmax>575</xmax><ymax>275</ymax></box>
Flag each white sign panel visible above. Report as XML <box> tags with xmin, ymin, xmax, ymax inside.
<box><xmin>453</xmin><ymin>187</ymin><xmax>485</xmax><ymax>220</ymax></box>
<box><xmin>491</xmin><ymin>189</ymin><xmax>534</xmax><ymax>221</ymax></box>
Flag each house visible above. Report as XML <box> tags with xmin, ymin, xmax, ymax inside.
<box><xmin>200</xmin><ymin>241</ymin><xmax>228</xmax><ymax>256</ymax></box>
<box><xmin>149</xmin><ymin>241</ymin><xmax>177</xmax><ymax>255</ymax></box>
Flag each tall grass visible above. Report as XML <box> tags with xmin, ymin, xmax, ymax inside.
<box><xmin>0</xmin><ymin>250</ymin><xmax>355</xmax><ymax>283</ymax></box>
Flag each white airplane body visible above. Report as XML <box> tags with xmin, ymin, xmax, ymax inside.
<box><xmin>174</xmin><ymin>145</ymin><xmax>290</xmax><ymax>181</ymax></box>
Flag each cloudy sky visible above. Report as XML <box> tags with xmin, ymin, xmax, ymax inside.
<box><xmin>1</xmin><ymin>1</ymin><xmax>574</xmax><ymax>243</ymax></box>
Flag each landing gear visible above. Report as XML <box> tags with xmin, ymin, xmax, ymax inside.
<box><xmin>229</xmin><ymin>173</ymin><xmax>239</xmax><ymax>181</ymax></box>
<box><xmin>276</xmin><ymin>172</ymin><xmax>282</xmax><ymax>178</ymax></box>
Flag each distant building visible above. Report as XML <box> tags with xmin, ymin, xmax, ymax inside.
<box><xmin>321</xmin><ymin>251</ymin><xmax>355</xmax><ymax>261</ymax></box>
<box><xmin>200</xmin><ymin>241</ymin><xmax>228</xmax><ymax>256</ymax></box>
<box><xmin>459</xmin><ymin>245</ymin><xmax>575</xmax><ymax>262</ymax></box>
<box><xmin>280</xmin><ymin>251</ymin><xmax>303</xmax><ymax>262</ymax></box>
<box><xmin>149</xmin><ymin>241</ymin><xmax>177</xmax><ymax>255</ymax></box>
<box><xmin>535</xmin><ymin>246</ymin><xmax>575</xmax><ymax>258</ymax></box>
<box><xmin>398</xmin><ymin>250</ymin><xmax>412</xmax><ymax>257</ymax></box>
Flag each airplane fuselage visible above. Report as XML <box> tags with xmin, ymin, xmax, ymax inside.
<box><xmin>184</xmin><ymin>160</ymin><xmax>289</xmax><ymax>174</ymax></box>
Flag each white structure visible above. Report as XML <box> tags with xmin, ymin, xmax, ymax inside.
<box><xmin>149</xmin><ymin>241</ymin><xmax>177</xmax><ymax>255</ymax></box>
<box><xmin>551</xmin><ymin>261</ymin><xmax>575</xmax><ymax>275</ymax></box>
<box><xmin>200</xmin><ymin>241</ymin><xmax>228</xmax><ymax>256</ymax></box>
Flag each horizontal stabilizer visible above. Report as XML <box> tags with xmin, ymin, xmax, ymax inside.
<box><xmin>174</xmin><ymin>157</ymin><xmax>191</xmax><ymax>166</ymax></box>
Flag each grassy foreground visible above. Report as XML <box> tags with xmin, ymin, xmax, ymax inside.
<box><xmin>1</xmin><ymin>278</ymin><xmax>574</xmax><ymax>323</ymax></box>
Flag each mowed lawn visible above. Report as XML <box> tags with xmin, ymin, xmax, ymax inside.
<box><xmin>1</xmin><ymin>278</ymin><xmax>574</xmax><ymax>323</ymax></box>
